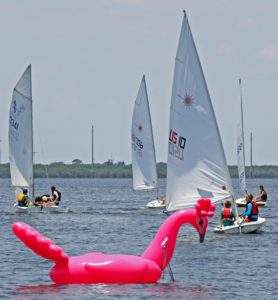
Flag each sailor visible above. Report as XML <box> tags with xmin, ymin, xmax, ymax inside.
<box><xmin>257</xmin><ymin>185</ymin><xmax>267</xmax><ymax>202</ymax></box>
<box><xmin>51</xmin><ymin>186</ymin><xmax>61</xmax><ymax>206</ymax></box>
<box><xmin>17</xmin><ymin>189</ymin><xmax>30</xmax><ymax>207</ymax></box>
<box><xmin>241</xmin><ymin>194</ymin><xmax>259</xmax><ymax>222</ymax></box>
<box><xmin>221</xmin><ymin>200</ymin><xmax>235</xmax><ymax>226</ymax></box>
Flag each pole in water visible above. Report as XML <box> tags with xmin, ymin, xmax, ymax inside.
<box><xmin>91</xmin><ymin>124</ymin><xmax>94</xmax><ymax>177</ymax></box>
<box><xmin>250</xmin><ymin>132</ymin><xmax>253</xmax><ymax>178</ymax></box>
<box><xmin>168</xmin><ymin>263</ymin><xmax>175</xmax><ymax>282</ymax></box>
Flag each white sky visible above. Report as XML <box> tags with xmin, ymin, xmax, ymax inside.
<box><xmin>0</xmin><ymin>0</ymin><xmax>277</xmax><ymax>164</ymax></box>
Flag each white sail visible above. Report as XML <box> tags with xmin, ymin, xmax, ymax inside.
<box><xmin>237</xmin><ymin>79</ymin><xmax>246</xmax><ymax>194</ymax></box>
<box><xmin>131</xmin><ymin>75</ymin><xmax>157</xmax><ymax>190</ymax></box>
<box><xmin>9</xmin><ymin>65</ymin><xmax>33</xmax><ymax>189</ymax></box>
<box><xmin>166</xmin><ymin>12</ymin><xmax>233</xmax><ymax>211</ymax></box>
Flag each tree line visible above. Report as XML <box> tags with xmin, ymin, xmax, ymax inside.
<box><xmin>1</xmin><ymin>160</ymin><xmax>278</xmax><ymax>178</ymax></box>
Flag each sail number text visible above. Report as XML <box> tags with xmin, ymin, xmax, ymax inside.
<box><xmin>9</xmin><ymin>116</ymin><xmax>19</xmax><ymax>130</ymax></box>
<box><xmin>168</xmin><ymin>129</ymin><xmax>186</xmax><ymax>160</ymax></box>
<box><xmin>132</xmin><ymin>133</ymin><xmax>143</xmax><ymax>157</ymax></box>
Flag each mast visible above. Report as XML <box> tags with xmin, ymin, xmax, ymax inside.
<box><xmin>30</xmin><ymin>65</ymin><xmax>34</xmax><ymax>200</ymax></box>
<box><xmin>0</xmin><ymin>138</ymin><xmax>2</xmax><ymax>164</ymax></box>
<box><xmin>250</xmin><ymin>132</ymin><xmax>253</xmax><ymax>178</ymax></box>
<box><xmin>91</xmin><ymin>124</ymin><xmax>94</xmax><ymax>176</ymax></box>
<box><xmin>239</xmin><ymin>78</ymin><xmax>246</xmax><ymax>173</ymax></box>
<box><xmin>237</xmin><ymin>78</ymin><xmax>247</xmax><ymax>195</ymax></box>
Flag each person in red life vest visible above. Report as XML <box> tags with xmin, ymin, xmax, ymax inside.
<box><xmin>241</xmin><ymin>193</ymin><xmax>259</xmax><ymax>222</ymax></box>
<box><xmin>221</xmin><ymin>200</ymin><xmax>236</xmax><ymax>226</ymax></box>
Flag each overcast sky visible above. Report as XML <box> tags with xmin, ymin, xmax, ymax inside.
<box><xmin>0</xmin><ymin>0</ymin><xmax>277</xmax><ymax>165</ymax></box>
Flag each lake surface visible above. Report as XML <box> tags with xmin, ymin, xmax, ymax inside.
<box><xmin>0</xmin><ymin>178</ymin><xmax>277</xmax><ymax>299</ymax></box>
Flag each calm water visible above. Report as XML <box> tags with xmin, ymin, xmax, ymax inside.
<box><xmin>0</xmin><ymin>178</ymin><xmax>277</xmax><ymax>299</ymax></box>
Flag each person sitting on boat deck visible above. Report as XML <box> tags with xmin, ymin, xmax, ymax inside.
<box><xmin>241</xmin><ymin>193</ymin><xmax>259</xmax><ymax>222</ymax></box>
<box><xmin>34</xmin><ymin>194</ymin><xmax>51</xmax><ymax>207</ymax></box>
<box><xmin>17</xmin><ymin>189</ymin><xmax>30</xmax><ymax>207</ymax></box>
<box><xmin>221</xmin><ymin>200</ymin><xmax>235</xmax><ymax>226</ymax></box>
<box><xmin>257</xmin><ymin>185</ymin><xmax>267</xmax><ymax>202</ymax></box>
<box><xmin>51</xmin><ymin>186</ymin><xmax>61</xmax><ymax>206</ymax></box>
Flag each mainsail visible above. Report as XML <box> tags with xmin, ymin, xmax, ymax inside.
<box><xmin>166</xmin><ymin>12</ymin><xmax>233</xmax><ymax>211</ymax></box>
<box><xmin>131</xmin><ymin>75</ymin><xmax>157</xmax><ymax>190</ymax></box>
<box><xmin>9</xmin><ymin>65</ymin><xmax>33</xmax><ymax>190</ymax></box>
<box><xmin>237</xmin><ymin>79</ymin><xmax>246</xmax><ymax>194</ymax></box>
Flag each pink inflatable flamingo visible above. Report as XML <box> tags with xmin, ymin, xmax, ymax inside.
<box><xmin>12</xmin><ymin>198</ymin><xmax>215</xmax><ymax>284</ymax></box>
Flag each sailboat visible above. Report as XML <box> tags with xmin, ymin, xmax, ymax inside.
<box><xmin>9</xmin><ymin>65</ymin><xmax>59</xmax><ymax>213</ymax></box>
<box><xmin>9</xmin><ymin>65</ymin><xmax>34</xmax><ymax>212</ymax></box>
<box><xmin>131</xmin><ymin>76</ymin><xmax>165</xmax><ymax>208</ymax></box>
<box><xmin>165</xmin><ymin>12</ymin><xmax>265</xmax><ymax>233</ymax></box>
<box><xmin>235</xmin><ymin>80</ymin><xmax>265</xmax><ymax>207</ymax></box>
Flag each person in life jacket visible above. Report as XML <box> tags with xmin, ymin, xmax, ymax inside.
<box><xmin>51</xmin><ymin>186</ymin><xmax>61</xmax><ymax>206</ymax></box>
<box><xmin>257</xmin><ymin>185</ymin><xmax>267</xmax><ymax>202</ymax></box>
<box><xmin>16</xmin><ymin>189</ymin><xmax>30</xmax><ymax>207</ymax></box>
<box><xmin>241</xmin><ymin>193</ymin><xmax>259</xmax><ymax>222</ymax></box>
<box><xmin>221</xmin><ymin>200</ymin><xmax>235</xmax><ymax>226</ymax></box>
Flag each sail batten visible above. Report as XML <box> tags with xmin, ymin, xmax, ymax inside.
<box><xmin>166</xmin><ymin>13</ymin><xmax>233</xmax><ymax>211</ymax></box>
<box><xmin>9</xmin><ymin>65</ymin><xmax>33</xmax><ymax>189</ymax></box>
<box><xmin>132</xmin><ymin>76</ymin><xmax>157</xmax><ymax>190</ymax></box>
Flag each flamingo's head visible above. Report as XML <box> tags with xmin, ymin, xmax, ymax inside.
<box><xmin>193</xmin><ymin>198</ymin><xmax>215</xmax><ymax>243</ymax></box>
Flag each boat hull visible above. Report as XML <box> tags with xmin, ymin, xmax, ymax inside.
<box><xmin>14</xmin><ymin>203</ymin><xmax>64</xmax><ymax>213</ymax></box>
<box><xmin>146</xmin><ymin>198</ymin><xmax>166</xmax><ymax>209</ymax></box>
<box><xmin>236</xmin><ymin>197</ymin><xmax>266</xmax><ymax>207</ymax></box>
<box><xmin>13</xmin><ymin>204</ymin><xmax>30</xmax><ymax>213</ymax></box>
<box><xmin>213</xmin><ymin>217</ymin><xmax>266</xmax><ymax>234</ymax></box>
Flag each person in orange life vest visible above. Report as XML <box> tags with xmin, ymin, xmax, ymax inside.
<box><xmin>241</xmin><ymin>193</ymin><xmax>259</xmax><ymax>222</ymax></box>
<box><xmin>221</xmin><ymin>200</ymin><xmax>235</xmax><ymax>226</ymax></box>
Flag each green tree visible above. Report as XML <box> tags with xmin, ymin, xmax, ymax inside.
<box><xmin>72</xmin><ymin>159</ymin><xmax>83</xmax><ymax>165</ymax></box>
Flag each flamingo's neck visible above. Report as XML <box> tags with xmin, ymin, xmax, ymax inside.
<box><xmin>142</xmin><ymin>208</ymin><xmax>197</xmax><ymax>270</ymax></box>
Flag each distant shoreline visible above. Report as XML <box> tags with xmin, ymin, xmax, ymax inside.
<box><xmin>1</xmin><ymin>162</ymin><xmax>278</xmax><ymax>178</ymax></box>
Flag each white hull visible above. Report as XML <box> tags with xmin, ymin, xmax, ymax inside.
<box><xmin>14</xmin><ymin>203</ymin><xmax>65</xmax><ymax>213</ymax></box>
<box><xmin>213</xmin><ymin>217</ymin><xmax>266</xmax><ymax>234</ymax></box>
<box><xmin>13</xmin><ymin>204</ymin><xmax>30</xmax><ymax>213</ymax></box>
<box><xmin>236</xmin><ymin>197</ymin><xmax>266</xmax><ymax>207</ymax></box>
<box><xmin>146</xmin><ymin>198</ymin><xmax>166</xmax><ymax>209</ymax></box>
<box><xmin>33</xmin><ymin>205</ymin><xmax>60</xmax><ymax>213</ymax></box>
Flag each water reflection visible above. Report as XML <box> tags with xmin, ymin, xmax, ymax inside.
<box><xmin>15</xmin><ymin>282</ymin><xmax>215</xmax><ymax>300</ymax></box>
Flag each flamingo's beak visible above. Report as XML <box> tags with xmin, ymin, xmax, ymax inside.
<box><xmin>199</xmin><ymin>233</ymin><xmax>205</xmax><ymax>243</ymax></box>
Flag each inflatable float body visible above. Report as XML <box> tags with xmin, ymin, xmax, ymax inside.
<box><xmin>12</xmin><ymin>198</ymin><xmax>215</xmax><ymax>284</ymax></box>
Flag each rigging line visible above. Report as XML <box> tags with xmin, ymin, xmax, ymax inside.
<box><xmin>34</xmin><ymin>115</ymin><xmax>50</xmax><ymax>188</ymax></box>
